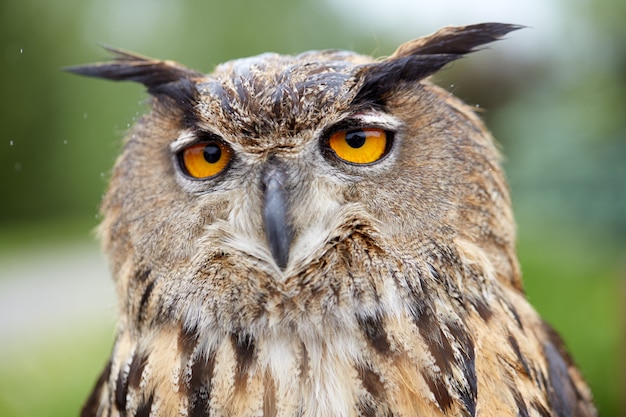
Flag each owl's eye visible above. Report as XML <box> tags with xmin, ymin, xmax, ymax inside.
<box><xmin>327</xmin><ymin>128</ymin><xmax>390</xmax><ymax>164</ymax></box>
<box><xmin>180</xmin><ymin>141</ymin><xmax>232</xmax><ymax>179</ymax></box>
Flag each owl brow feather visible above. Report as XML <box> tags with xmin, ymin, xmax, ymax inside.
<box><xmin>351</xmin><ymin>22</ymin><xmax>523</xmax><ymax>106</ymax></box>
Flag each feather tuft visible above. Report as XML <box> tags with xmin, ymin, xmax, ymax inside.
<box><xmin>352</xmin><ymin>23</ymin><xmax>523</xmax><ymax>106</ymax></box>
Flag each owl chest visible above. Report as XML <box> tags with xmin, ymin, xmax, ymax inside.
<box><xmin>106</xmin><ymin>313</ymin><xmax>479</xmax><ymax>417</ymax></box>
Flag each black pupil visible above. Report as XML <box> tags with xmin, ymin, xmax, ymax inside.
<box><xmin>345</xmin><ymin>130</ymin><xmax>366</xmax><ymax>148</ymax></box>
<box><xmin>203</xmin><ymin>143</ymin><xmax>222</xmax><ymax>163</ymax></box>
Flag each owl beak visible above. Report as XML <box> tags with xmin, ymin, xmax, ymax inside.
<box><xmin>261</xmin><ymin>162</ymin><xmax>293</xmax><ymax>270</ymax></box>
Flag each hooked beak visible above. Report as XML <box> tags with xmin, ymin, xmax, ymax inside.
<box><xmin>261</xmin><ymin>162</ymin><xmax>293</xmax><ymax>269</ymax></box>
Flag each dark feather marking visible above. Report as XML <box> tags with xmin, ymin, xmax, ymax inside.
<box><xmin>352</xmin><ymin>23</ymin><xmax>522</xmax><ymax>106</ymax></box>
<box><xmin>543</xmin><ymin>322</ymin><xmax>597</xmax><ymax>415</ymax></box>
<box><xmin>447</xmin><ymin>320</ymin><xmax>477</xmax><ymax>416</ymax></box>
<box><xmin>511</xmin><ymin>387</ymin><xmax>531</xmax><ymax>417</ymax></box>
<box><xmin>531</xmin><ymin>400</ymin><xmax>552</xmax><ymax>417</ymax></box>
<box><xmin>543</xmin><ymin>323</ymin><xmax>597</xmax><ymax>415</ymax></box>
<box><xmin>508</xmin><ymin>334</ymin><xmax>531</xmax><ymax>377</ymax></box>
<box><xmin>501</xmin><ymin>299</ymin><xmax>524</xmax><ymax>330</ymax></box>
<box><xmin>135</xmin><ymin>268</ymin><xmax>151</xmax><ymax>283</ymax></box>
<box><xmin>134</xmin><ymin>393</ymin><xmax>153</xmax><ymax>417</ymax></box>
<box><xmin>353</xmin><ymin>55</ymin><xmax>458</xmax><ymax>106</ymax></box>
<box><xmin>422</xmin><ymin>370</ymin><xmax>453</xmax><ymax>411</ymax></box>
<box><xmin>409</xmin><ymin>272</ymin><xmax>478</xmax><ymax>414</ymax></box>
<box><xmin>201</xmin><ymin>79</ymin><xmax>242</xmax><ymax>134</ymax></box>
<box><xmin>271</xmin><ymin>82</ymin><xmax>295</xmax><ymax>118</ymax></box>
<box><xmin>469</xmin><ymin>296</ymin><xmax>493</xmax><ymax>321</ymax></box>
<box><xmin>137</xmin><ymin>275</ymin><xmax>157</xmax><ymax>324</ymax></box>
<box><xmin>510</xmin><ymin>305</ymin><xmax>524</xmax><ymax>330</ymax></box>
<box><xmin>178</xmin><ymin>325</ymin><xmax>200</xmax><ymax>396</ymax></box>
<box><xmin>127</xmin><ymin>351</ymin><xmax>148</xmax><ymax>389</ymax></box>
<box><xmin>233</xmin><ymin>73</ymin><xmax>250</xmax><ymax>107</ymax></box>
<box><xmin>410</xmin><ymin>267</ymin><xmax>477</xmax><ymax>413</ymax></box>
<box><xmin>357</xmin><ymin>401</ymin><xmax>378</xmax><ymax>417</ymax></box>
<box><xmin>542</xmin><ymin>323</ymin><xmax>577</xmax><ymax>368</ymax></box>
<box><xmin>115</xmin><ymin>362</ymin><xmax>130</xmax><ymax>412</ymax></box>
<box><xmin>357</xmin><ymin>363</ymin><xmax>386</xmax><ymax>401</ymax></box>
<box><xmin>356</xmin><ymin>364</ymin><xmax>396</xmax><ymax>417</ymax></box>
<box><xmin>232</xmin><ymin>332</ymin><xmax>256</xmax><ymax>392</ymax></box>
<box><xmin>188</xmin><ymin>351</ymin><xmax>216</xmax><ymax>417</ymax></box>
<box><xmin>356</xmin><ymin>400</ymin><xmax>395</xmax><ymax>417</ymax></box>
<box><xmin>81</xmin><ymin>359</ymin><xmax>112</xmax><ymax>417</ymax></box>
<box><xmin>151</xmin><ymin>78</ymin><xmax>200</xmax><ymax>127</ymax></box>
<box><xmin>357</xmin><ymin>313</ymin><xmax>391</xmax><ymax>354</ymax></box>
<box><xmin>178</xmin><ymin>325</ymin><xmax>200</xmax><ymax>358</ymax></box>
<box><xmin>426</xmin><ymin>262</ymin><xmax>440</xmax><ymax>281</ymax></box>
<box><xmin>544</xmin><ymin>341</ymin><xmax>575</xmax><ymax>417</ymax></box>
<box><xmin>536</xmin><ymin>369</ymin><xmax>549</xmax><ymax>392</ymax></box>
<box><xmin>415</xmin><ymin>308</ymin><xmax>454</xmax><ymax>374</ymax></box>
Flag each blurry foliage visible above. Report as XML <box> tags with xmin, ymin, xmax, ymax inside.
<box><xmin>0</xmin><ymin>0</ymin><xmax>624</xmax><ymax>416</ymax></box>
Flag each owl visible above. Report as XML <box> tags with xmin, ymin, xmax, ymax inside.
<box><xmin>69</xmin><ymin>23</ymin><xmax>596</xmax><ymax>417</ymax></box>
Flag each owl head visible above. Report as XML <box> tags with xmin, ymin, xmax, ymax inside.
<box><xmin>68</xmin><ymin>23</ymin><xmax>521</xmax><ymax>333</ymax></box>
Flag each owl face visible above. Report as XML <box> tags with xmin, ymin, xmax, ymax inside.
<box><xmin>94</xmin><ymin>45</ymin><xmax>513</xmax><ymax>276</ymax></box>
<box><xmin>69</xmin><ymin>24</ymin><xmax>521</xmax><ymax>331</ymax></box>
<box><xmin>166</xmin><ymin>51</ymin><xmax>398</xmax><ymax>273</ymax></box>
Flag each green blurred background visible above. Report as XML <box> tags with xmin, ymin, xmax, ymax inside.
<box><xmin>0</xmin><ymin>0</ymin><xmax>624</xmax><ymax>415</ymax></box>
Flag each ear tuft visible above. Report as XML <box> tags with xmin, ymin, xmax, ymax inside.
<box><xmin>389</xmin><ymin>23</ymin><xmax>523</xmax><ymax>59</ymax></box>
<box><xmin>64</xmin><ymin>45</ymin><xmax>203</xmax><ymax>91</ymax></box>
<box><xmin>65</xmin><ymin>46</ymin><xmax>203</xmax><ymax>119</ymax></box>
<box><xmin>352</xmin><ymin>23</ymin><xmax>523</xmax><ymax>106</ymax></box>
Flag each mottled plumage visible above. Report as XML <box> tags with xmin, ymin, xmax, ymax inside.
<box><xmin>69</xmin><ymin>23</ymin><xmax>596</xmax><ymax>417</ymax></box>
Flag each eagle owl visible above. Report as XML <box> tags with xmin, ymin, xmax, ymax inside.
<box><xmin>69</xmin><ymin>23</ymin><xmax>596</xmax><ymax>417</ymax></box>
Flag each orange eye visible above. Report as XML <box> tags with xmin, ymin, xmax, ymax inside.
<box><xmin>180</xmin><ymin>141</ymin><xmax>232</xmax><ymax>178</ymax></box>
<box><xmin>327</xmin><ymin>128</ymin><xmax>390</xmax><ymax>164</ymax></box>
